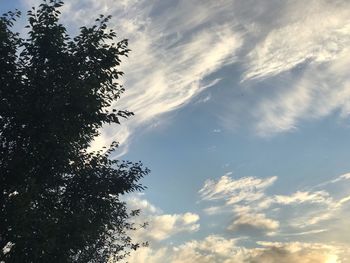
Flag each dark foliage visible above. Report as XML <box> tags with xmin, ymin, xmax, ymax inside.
<box><xmin>0</xmin><ymin>1</ymin><xmax>149</xmax><ymax>262</ymax></box>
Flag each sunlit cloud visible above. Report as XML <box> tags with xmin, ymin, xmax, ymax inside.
<box><xmin>255</xmin><ymin>49</ymin><xmax>350</xmax><ymax>135</ymax></box>
<box><xmin>199</xmin><ymin>173</ymin><xmax>277</xmax><ymax>204</ymax></box>
<box><xmin>244</xmin><ymin>0</ymin><xmax>350</xmax><ymax>81</ymax></box>
<box><xmin>125</xmin><ymin>195</ymin><xmax>200</xmax><ymax>242</ymax></box>
<box><xmin>249</xmin><ymin>241</ymin><xmax>342</xmax><ymax>263</ymax></box>
<box><xmin>124</xmin><ymin>174</ymin><xmax>350</xmax><ymax>261</ymax></box>
<box><xmin>199</xmin><ymin>171</ymin><xmax>350</xmax><ymax>239</ymax></box>
<box><xmin>274</xmin><ymin>191</ymin><xmax>333</xmax><ymax>205</ymax></box>
<box><xmin>250</xmin><ymin>0</ymin><xmax>350</xmax><ymax>135</ymax></box>
<box><xmin>126</xmin><ymin>237</ymin><xmax>344</xmax><ymax>263</ymax></box>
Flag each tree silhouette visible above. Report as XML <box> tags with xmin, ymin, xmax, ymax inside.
<box><xmin>0</xmin><ymin>1</ymin><xmax>149</xmax><ymax>262</ymax></box>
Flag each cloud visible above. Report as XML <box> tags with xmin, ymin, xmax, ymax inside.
<box><xmin>124</xmin><ymin>190</ymin><xmax>343</xmax><ymax>262</ymax></box>
<box><xmin>244</xmin><ymin>0</ymin><xmax>350</xmax><ymax>80</ymax></box>
<box><xmin>251</xmin><ymin>1</ymin><xmax>350</xmax><ymax>136</ymax></box>
<box><xmin>331</xmin><ymin>173</ymin><xmax>350</xmax><ymax>184</ymax></box>
<box><xmin>199</xmin><ymin>173</ymin><xmax>277</xmax><ymax>205</ymax></box>
<box><xmin>141</xmin><ymin>213</ymin><xmax>199</xmax><ymax>241</ymax></box>
<box><xmin>274</xmin><ymin>191</ymin><xmax>333</xmax><ymax>205</ymax></box>
<box><xmin>228</xmin><ymin>213</ymin><xmax>279</xmax><ymax>236</ymax></box>
<box><xmin>269</xmin><ymin>191</ymin><xmax>338</xmax><ymax>228</ymax></box>
<box><xmin>125</xmin><ymin>195</ymin><xmax>200</xmax><ymax>242</ymax></box>
<box><xmin>173</xmin><ymin>235</ymin><xmax>240</xmax><ymax>262</ymax></box>
<box><xmin>245</xmin><ymin>241</ymin><xmax>342</xmax><ymax>263</ymax></box>
<box><xmin>126</xmin><ymin>235</ymin><xmax>241</xmax><ymax>263</ymax></box>
<box><xmin>199</xmin><ymin>171</ymin><xmax>350</xmax><ymax>239</ymax></box>
<box><xmin>124</xmin><ymin>246</ymin><xmax>168</xmax><ymax>263</ymax></box>
<box><xmin>255</xmin><ymin>50</ymin><xmax>350</xmax><ymax>135</ymax></box>
<box><xmin>125</xmin><ymin>237</ymin><xmax>344</xmax><ymax>263</ymax></box>
<box><xmin>124</xmin><ymin>171</ymin><xmax>350</xmax><ymax>262</ymax></box>
<box><xmin>313</xmin><ymin>172</ymin><xmax>350</xmax><ymax>189</ymax></box>
<box><xmin>278</xmin><ymin>229</ymin><xmax>328</xmax><ymax>237</ymax></box>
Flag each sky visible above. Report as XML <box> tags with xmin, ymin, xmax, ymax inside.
<box><xmin>2</xmin><ymin>0</ymin><xmax>350</xmax><ymax>262</ymax></box>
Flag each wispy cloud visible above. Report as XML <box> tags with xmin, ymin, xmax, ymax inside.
<box><xmin>273</xmin><ymin>191</ymin><xmax>333</xmax><ymax>205</ymax></box>
<box><xmin>255</xmin><ymin>48</ymin><xmax>350</xmax><ymax>135</ymax></box>
<box><xmin>199</xmin><ymin>172</ymin><xmax>277</xmax><ymax>204</ymax></box>
<box><xmin>244</xmin><ymin>0</ymin><xmax>350</xmax><ymax>81</ymax></box>
<box><xmin>34</xmin><ymin>0</ymin><xmax>242</xmax><ymax>152</ymax></box>
<box><xmin>246</xmin><ymin>0</ymin><xmax>350</xmax><ymax>135</ymax></box>
<box><xmin>199</xmin><ymin>171</ymin><xmax>350</xmax><ymax>237</ymax></box>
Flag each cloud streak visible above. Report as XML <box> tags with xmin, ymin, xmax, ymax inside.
<box><xmin>244</xmin><ymin>0</ymin><xmax>350</xmax><ymax>81</ymax></box>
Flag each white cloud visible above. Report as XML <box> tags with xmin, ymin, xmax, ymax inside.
<box><xmin>249</xmin><ymin>0</ymin><xmax>350</xmax><ymax>136</ymax></box>
<box><xmin>313</xmin><ymin>172</ymin><xmax>350</xmax><ymax>189</ymax></box>
<box><xmin>124</xmin><ymin>246</ymin><xmax>168</xmax><ymax>263</ymax></box>
<box><xmin>200</xmin><ymin>171</ymin><xmax>350</xmax><ymax>238</ymax></box>
<box><xmin>331</xmin><ymin>173</ymin><xmax>350</xmax><ymax>184</ymax></box>
<box><xmin>126</xmin><ymin>237</ymin><xmax>345</xmax><ymax>263</ymax></box>
<box><xmin>244</xmin><ymin>0</ymin><xmax>350</xmax><ymax>80</ymax></box>
<box><xmin>175</xmin><ymin>235</ymin><xmax>239</xmax><ymax>260</ymax></box>
<box><xmin>255</xmin><ymin>49</ymin><xmax>350</xmax><ymax>135</ymax></box>
<box><xmin>278</xmin><ymin>229</ymin><xmax>328</xmax><ymax>237</ymax></box>
<box><xmin>274</xmin><ymin>191</ymin><xmax>333</xmax><ymax>205</ymax></box>
<box><xmin>139</xmin><ymin>213</ymin><xmax>199</xmax><ymax>241</ymax></box>
<box><xmin>255</xmin><ymin>75</ymin><xmax>313</xmax><ymax>135</ymax></box>
<box><xmin>270</xmin><ymin>191</ymin><xmax>338</xmax><ymax>228</ymax></box>
<box><xmin>125</xmin><ymin>195</ymin><xmax>200</xmax><ymax>242</ymax></box>
<box><xmin>126</xmin><ymin>235</ymin><xmax>241</xmax><ymax>263</ymax></box>
<box><xmin>126</xmin><ymin>194</ymin><xmax>161</xmax><ymax>214</ymax></box>
<box><xmin>199</xmin><ymin>173</ymin><xmax>277</xmax><ymax>205</ymax></box>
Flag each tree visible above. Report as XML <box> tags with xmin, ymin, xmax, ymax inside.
<box><xmin>0</xmin><ymin>1</ymin><xmax>149</xmax><ymax>262</ymax></box>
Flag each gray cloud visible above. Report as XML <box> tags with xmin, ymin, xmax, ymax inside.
<box><xmin>228</xmin><ymin>213</ymin><xmax>279</xmax><ymax>236</ymax></box>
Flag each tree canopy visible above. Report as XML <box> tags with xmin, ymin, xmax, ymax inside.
<box><xmin>0</xmin><ymin>1</ymin><xmax>149</xmax><ymax>262</ymax></box>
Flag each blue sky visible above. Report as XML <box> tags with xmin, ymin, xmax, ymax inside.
<box><xmin>3</xmin><ymin>0</ymin><xmax>350</xmax><ymax>262</ymax></box>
